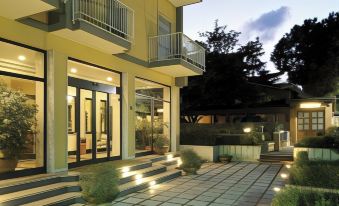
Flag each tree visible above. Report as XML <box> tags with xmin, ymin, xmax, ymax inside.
<box><xmin>271</xmin><ymin>12</ymin><xmax>339</xmax><ymax>96</ymax></box>
<box><xmin>181</xmin><ymin>21</ymin><xmax>277</xmax><ymax>121</ymax></box>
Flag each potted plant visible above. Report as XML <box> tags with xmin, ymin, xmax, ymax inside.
<box><xmin>180</xmin><ymin>149</ymin><xmax>202</xmax><ymax>175</ymax></box>
<box><xmin>219</xmin><ymin>154</ymin><xmax>232</xmax><ymax>163</ymax></box>
<box><xmin>153</xmin><ymin>134</ymin><xmax>169</xmax><ymax>155</ymax></box>
<box><xmin>0</xmin><ymin>83</ymin><xmax>38</xmax><ymax>173</ymax></box>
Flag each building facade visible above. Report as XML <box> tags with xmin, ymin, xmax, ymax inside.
<box><xmin>0</xmin><ymin>0</ymin><xmax>204</xmax><ymax>179</ymax></box>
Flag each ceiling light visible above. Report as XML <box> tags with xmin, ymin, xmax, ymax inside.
<box><xmin>106</xmin><ymin>77</ymin><xmax>113</xmax><ymax>82</ymax></box>
<box><xmin>300</xmin><ymin>102</ymin><xmax>321</xmax><ymax>109</ymax></box>
<box><xmin>18</xmin><ymin>55</ymin><xmax>26</xmax><ymax>61</ymax></box>
<box><xmin>70</xmin><ymin>68</ymin><xmax>77</xmax><ymax>73</ymax></box>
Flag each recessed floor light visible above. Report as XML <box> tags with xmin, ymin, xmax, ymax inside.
<box><xmin>70</xmin><ymin>68</ymin><xmax>77</xmax><ymax>73</ymax></box>
<box><xmin>107</xmin><ymin>77</ymin><xmax>113</xmax><ymax>81</ymax></box>
<box><xmin>273</xmin><ymin>187</ymin><xmax>281</xmax><ymax>192</ymax></box>
<box><xmin>18</xmin><ymin>55</ymin><xmax>26</xmax><ymax>61</ymax></box>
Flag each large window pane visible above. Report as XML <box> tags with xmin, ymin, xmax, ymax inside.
<box><xmin>0</xmin><ymin>76</ymin><xmax>44</xmax><ymax>173</ymax></box>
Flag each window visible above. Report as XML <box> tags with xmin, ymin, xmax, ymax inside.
<box><xmin>297</xmin><ymin>111</ymin><xmax>324</xmax><ymax>131</ymax></box>
<box><xmin>311</xmin><ymin>111</ymin><xmax>324</xmax><ymax>130</ymax></box>
<box><xmin>297</xmin><ymin>112</ymin><xmax>309</xmax><ymax>130</ymax></box>
<box><xmin>0</xmin><ymin>40</ymin><xmax>45</xmax><ymax>175</ymax></box>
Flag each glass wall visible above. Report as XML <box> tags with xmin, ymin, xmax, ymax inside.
<box><xmin>135</xmin><ymin>78</ymin><xmax>170</xmax><ymax>154</ymax></box>
<box><xmin>67</xmin><ymin>60</ymin><xmax>121</xmax><ymax>165</ymax></box>
<box><xmin>0</xmin><ymin>40</ymin><xmax>45</xmax><ymax>175</ymax></box>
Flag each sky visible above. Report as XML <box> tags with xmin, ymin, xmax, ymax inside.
<box><xmin>183</xmin><ymin>0</ymin><xmax>339</xmax><ymax>82</ymax></box>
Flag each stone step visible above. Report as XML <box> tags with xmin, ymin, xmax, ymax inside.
<box><xmin>0</xmin><ymin>174</ymin><xmax>79</xmax><ymax>195</ymax></box>
<box><xmin>22</xmin><ymin>192</ymin><xmax>84</xmax><ymax>206</ymax></box>
<box><xmin>119</xmin><ymin>165</ymin><xmax>167</xmax><ymax>185</ymax></box>
<box><xmin>118</xmin><ymin>169</ymin><xmax>182</xmax><ymax>197</ymax></box>
<box><xmin>0</xmin><ymin>182</ymin><xmax>80</xmax><ymax>206</ymax></box>
<box><xmin>117</xmin><ymin>161</ymin><xmax>153</xmax><ymax>173</ymax></box>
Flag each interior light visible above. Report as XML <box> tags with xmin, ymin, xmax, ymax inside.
<box><xmin>280</xmin><ymin>173</ymin><xmax>288</xmax><ymax>179</ymax></box>
<box><xmin>273</xmin><ymin>187</ymin><xmax>281</xmax><ymax>192</ymax></box>
<box><xmin>70</xmin><ymin>68</ymin><xmax>77</xmax><ymax>73</ymax></box>
<box><xmin>106</xmin><ymin>77</ymin><xmax>113</xmax><ymax>82</ymax></box>
<box><xmin>67</xmin><ymin>96</ymin><xmax>73</xmax><ymax>103</ymax></box>
<box><xmin>122</xmin><ymin>167</ymin><xmax>130</xmax><ymax>173</ymax></box>
<box><xmin>243</xmin><ymin>128</ymin><xmax>251</xmax><ymax>133</ymax></box>
<box><xmin>157</xmin><ymin>108</ymin><xmax>164</xmax><ymax>113</ymax></box>
<box><xmin>18</xmin><ymin>55</ymin><xmax>26</xmax><ymax>61</ymax></box>
<box><xmin>300</xmin><ymin>102</ymin><xmax>321</xmax><ymax>109</ymax></box>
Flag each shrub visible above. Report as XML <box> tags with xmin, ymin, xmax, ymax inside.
<box><xmin>296</xmin><ymin>151</ymin><xmax>309</xmax><ymax>162</ymax></box>
<box><xmin>289</xmin><ymin>160</ymin><xmax>339</xmax><ymax>189</ymax></box>
<box><xmin>180</xmin><ymin>149</ymin><xmax>202</xmax><ymax>175</ymax></box>
<box><xmin>272</xmin><ymin>187</ymin><xmax>339</xmax><ymax>206</ymax></box>
<box><xmin>153</xmin><ymin>134</ymin><xmax>169</xmax><ymax>148</ymax></box>
<box><xmin>294</xmin><ymin>136</ymin><xmax>338</xmax><ymax>150</ymax></box>
<box><xmin>246</xmin><ymin>131</ymin><xmax>264</xmax><ymax>145</ymax></box>
<box><xmin>79</xmin><ymin>163</ymin><xmax>120</xmax><ymax>204</ymax></box>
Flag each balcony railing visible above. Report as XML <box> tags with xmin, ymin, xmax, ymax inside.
<box><xmin>72</xmin><ymin>0</ymin><xmax>134</xmax><ymax>42</ymax></box>
<box><xmin>149</xmin><ymin>32</ymin><xmax>206</xmax><ymax>71</ymax></box>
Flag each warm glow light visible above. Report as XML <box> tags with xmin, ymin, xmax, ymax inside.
<box><xmin>122</xmin><ymin>172</ymin><xmax>129</xmax><ymax>178</ymax></box>
<box><xmin>106</xmin><ymin>77</ymin><xmax>113</xmax><ymax>82</ymax></box>
<box><xmin>243</xmin><ymin>128</ymin><xmax>251</xmax><ymax>133</ymax></box>
<box><xmin>280</xmin><ymin>173</ymin><xmax>288</xmax><ymax>179</ymax></box>
<box><xmin>70</xmin><ymin>68</ymin><xmax>77</xmax><ymax>73</ymax></box>
<box><xmin>149</xmin><ymin>181</ymin><xmax>156</xmax><ymax>187</ymax></box>
<box><xmin>300</xmin><ymin>102</ymin><xmax>322</xmax><ymax>109</ymax></box>
<box><xmin>135</xmin><ymin>174</ymin><xmax>143</xmax><ymax>180</ymax></box>
<box><xmin>67</xmin><ymin>96</ymin><xmax>73</xmax><ymax>103</ymax></box>
<box><xmin>273</xmin><ymin>187</ymin><xmax>281</xmax><ymax>192</ymax></box>
<box><xmin>122</xmin><ymin>167</ymin><xmax>130</xmax><ymax>173</ymax></box>
<box><xmin>136</xmin><ymin>178</ymin><xmax>143</xmax><ymax>185</ymax></box>
<box><xmin>285</xmin><ymin>164</ymin><xmax>291</xmax><ymax>169</ymax></box>
<box><xmin>18</xmin><ymin>55</ymin><xmax>26</xmax><ymax>61</ymax></box>
<box><xmin>157</xmin><ymin>108</ymin><xmax>164</xmax><ymax>113</ymax></box>
<box><xmin>167</xmin><ymin>154</ymin><xmax>174</xmax><ymax>161</ymax></box>
<box><xmin>177</xmin><ymin>158</ymin><xmax>182</xmax><ymax>167</ymax></box>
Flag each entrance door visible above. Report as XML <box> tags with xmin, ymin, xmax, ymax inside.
<box><xmin>297</xmin><ymin>111</ymin><xmax>325</xmax><ymax>142</ymax></box>
<box><xmin>67</xmin><ymin>77</ymin><xmax>120</xmax><ymax>166</ymax></box>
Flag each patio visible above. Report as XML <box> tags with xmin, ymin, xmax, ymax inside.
<box><xmin>113</xmin><ymin>162</ymin><xmax>288</xmax><ymax>206</ymax></box>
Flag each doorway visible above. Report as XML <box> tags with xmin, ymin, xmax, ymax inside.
<box><xmin>67</xmin><ymin>77</ymin><xmax>121</xmax><ymax>166</ymax></box>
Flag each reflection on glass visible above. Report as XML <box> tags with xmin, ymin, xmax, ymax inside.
<box><xmin>0</xmin><ymin>76</ymin><xmax>44</xmax><ymax>173</ymax></box>
<box><xmin>67</xmin><ymin>86</ymin><xmax>77</xmax><ymax>163</ymax></box>
<box><xmin>85</xmin><ymin>98</ymin><xmax>92</xmax><ymax>133</ymax></box>
<box><xmin>110</xmin><ymin>93</ymin><xmax>121</xmax><ymax>157</ymax></box>
<box><xmin>96</xmin><ymin>92</ymin><xmax>108</xmax><ymax>159</ymax></box>
<box><xmin>135</xmin><ymin>96</ymin><xmax>152</xmax><ymax>152</ymax></box>
<box><xmin>80</xmin><ymin>89</ymin><xmax>92</xmax><ymax>161</ymax></box>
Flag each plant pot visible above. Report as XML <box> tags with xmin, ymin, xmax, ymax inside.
<box><xmin>145</xmin><ymin>146</ymin><xmax>152</xmax><ymax>151</ymax></box>
<box><xmin>0</xmin><ymin>158</ymin><xmax>18</xmax><ymax>173</ymax></box>
<box><xmin>219</xmin><ymin>156</ymin><xmax>232</xmax><ymax>164</ymax></box>
<box><xmin>183</xmin><ymin>167</ymin><xmax>198</xmax><ymax>175</ymax></box>
<box><xmin>154</xmin><ymin>146</ymin><xmax>169</xmax><ymax>155</ymax></box>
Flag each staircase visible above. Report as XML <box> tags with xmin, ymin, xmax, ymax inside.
<box><xmin>0</xmin><ymin>155</ymin><xmax>181</xmax><ymax>206</ymax></box>
<box><xmin>259</xmin><ymin>150</ymin><xmax>294</xmax><ymax>162</ymax></box>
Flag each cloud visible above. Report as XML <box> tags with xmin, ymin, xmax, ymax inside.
<box><xmin>243</xmin><ymin>6</ymin><xmax>290</xmax><ymax>42</ymax></box>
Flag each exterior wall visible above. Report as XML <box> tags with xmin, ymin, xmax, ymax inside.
<box><xmin>0</xmin><ymin>0</ymin><xmax>181</xmax><ymax>174</ymax></box>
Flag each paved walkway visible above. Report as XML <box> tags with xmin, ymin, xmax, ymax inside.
<box><xmin>113</xmin><ymin>162</ymin><xmax>287</xmax><ymax>206</ymax></box>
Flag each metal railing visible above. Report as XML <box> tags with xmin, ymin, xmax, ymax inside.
<box><xmin>72</xmin><ymin>0</ymin><xmax>134</xmax><ymax>42</ymax></box>
<box><xmin>149</xmin><ymin>32</ymin><xmax>206</xmax><ymax>71</ymax></box>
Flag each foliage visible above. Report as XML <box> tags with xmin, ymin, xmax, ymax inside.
<box><xmin>79</xmin><ymin>163</ymin><xmax>120</xmax><ymax>204</ymax></box>
<box><xmin>0</xmin><ymin>82</ymin><xmax>38</xmax><ymax>159</ymax></box>
<box><xmin>272</xmin><ymin>187</ymin><xmax>339</xmax><ymax>206</ymax></box>
<box><xmin>153</xmin><ymin>134</ymin><xmax>169</xmax><ymax>148</ymax></box>
<box><xmin>180</xmin><ymin>149</ymin><xmax>202</xmax><ymax>174</ymax></box>
<box><xmin>246</xmin><ymin>131</ymin><xmax>264</xmax><ymax>145</ymax></box>
<box><xmin>271</xmin><ymin>12</ymin><xmax>339</xmax><ymax>96</ymax></box>
<box><xmin>289</xmin><ymin>159</ymin><xmax>339</xmax><ymax>189</ymax></box>
<box><xmin>135</xmin><ymin>118</ymin><xmax>151</xmax><ymax>149</ymax></box>
<box><xmin>294</xmin><ymin>136</ymin><xmax>339</xmax><ymax>150</ymax></box>
<box><xmin>296</xmin><ymin>151</ymin><xmax>309</xmax><ymax>162</ymax></box>
<box><xmin>182</xmin><ymin>20</ymin><xmax>279</xmax><ymax>114</ymax></box>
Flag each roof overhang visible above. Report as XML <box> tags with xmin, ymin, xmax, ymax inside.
<box><xmin>169</xmin><ymin>0</ymin><xmax>202</xmax><ymax>7</ymax></box>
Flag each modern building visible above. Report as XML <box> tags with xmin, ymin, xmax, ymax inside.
<box><xmin>0</xmin><ymin>0</ymin><xmax>205</xmax><ymax>179</ymax></box>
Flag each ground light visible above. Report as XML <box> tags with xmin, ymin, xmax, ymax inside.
<box><xmin>167</xmin><ymin>154</ymin><xmax>173</xmax><ymax>161</ymax></box>
<box><xmin>285</xmin><ymin>164</ymin><xmax>291</xmax><ymax>169</ymax></box>
<box><xmin>280</xmin><ymin>173</ymin><xmax>288</xmax><ymax>179</ymax></box>
<box><xmin>243</xmin><ymin>128</ymin><xmax>251</xmax><ymax>133</ymax></box>
<box><xmin>135</xmin><ymin>174</ymin><xmax>143</xmax><ymax>185</ymax></box>
<box><xmin>273</xmin><ymin>187</ymin><xmax>281</xmax><ymax>192</ymax></box>
<box><xmin>177</xmin><ymin>158</ymin><xmax>182</xmax><ymax>167</ymax></box>
<box><xmin>122</xmin><ymin>167</ymin><xmax>130</xmax><ymax>173</ymax></box>
<box><xmin>149</xmin><ymin>181</ymin><xmax>156</xmax><ymax>187</ymax></box>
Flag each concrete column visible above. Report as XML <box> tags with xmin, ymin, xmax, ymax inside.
<box><xmin>171</xmin><ymin>86</ymin><xmax>180</xmax><ymax>152</ymax></box>
<box><xmin>47</xmin><ymin>50</ymin><xmax>68</xmax><ymax>173</ymax></box>
<box><xmin>121</xmin><ymin>73</ymin><xmax>135</xmax><ymax>159</ymax></box>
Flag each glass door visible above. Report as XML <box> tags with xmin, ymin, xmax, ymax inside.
<box><xmin>135</xmin><ymin>95</ymin><xmax>153</xmax><ymax>153</ymax></box>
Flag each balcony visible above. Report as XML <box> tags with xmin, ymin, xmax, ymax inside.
<box><xmin>169</xmin><ymin>0</ymin><xmax>202</xmax><ymax>7</ymax></box>
<box><xmin>0</xmin><ymin>0</ymin><xmax>57</xmax><ymax>20</ymax></box>
<box><xmin>149</xmin><ymin>32</ymin><xmax>205</xmax><ymax>77</ymax></box>
<box><xmin>52</xmin><ymin>0</ymin><xmax>134</xmax><ymax>54</ymax></box>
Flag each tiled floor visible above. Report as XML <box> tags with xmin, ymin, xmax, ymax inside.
<box><xmin>112</xmin><ymin>162</ymin><xmax>288</xmax><ymax>206</ymax></box>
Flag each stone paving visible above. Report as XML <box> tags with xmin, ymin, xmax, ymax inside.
<box><xmin>113</xmin><ymin>162</ymin><xmax>288</xmax><ymax>206</ymax></box>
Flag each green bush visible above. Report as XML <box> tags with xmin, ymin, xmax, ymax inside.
<box><xmin>246</xmin><ymin>131</ymin><xmax>264</xmax><ymax>145</ymax></box>
<box><xmin>289</xmin><ymin>160</ymin><xmax>339</xmax><ymax>189</ymax></box>
<box><xmin>272</xmin><ymin>187</ymin><xmax>339</xmax><ymax>206</ymax></box>
<box><xmin>294</xmin><ymin>136</ymin><xmax>338</xmax><ymax>150</ymax></box>
<box><xmin>180</xmin><ymin>149</ymin><xmax>202</xmax><ymax>175</ymax></box>
<box><xmin>79</xmin><ymin>163</ymin><xmax>120</xmax><ymax>204</ymax></box>
<box><xmin>296</xmin><ymin>151</ymin><xmax>309</xmax><ymax>162</ymax></box>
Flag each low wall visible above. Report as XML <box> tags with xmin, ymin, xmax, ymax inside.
<box><xmin>219</xmin><ymin>145</ymin><xmax>261</xmax><ymax>161</ymax></box>
<box><xmin>180</xmin><ymin>145</ymin><xmax>261</xmax><ymax>162</ymax></box>
<box><xmin>294</xmin><ymin>147</ymin><xmax>339</xmax><ymax>161</ymax></box>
